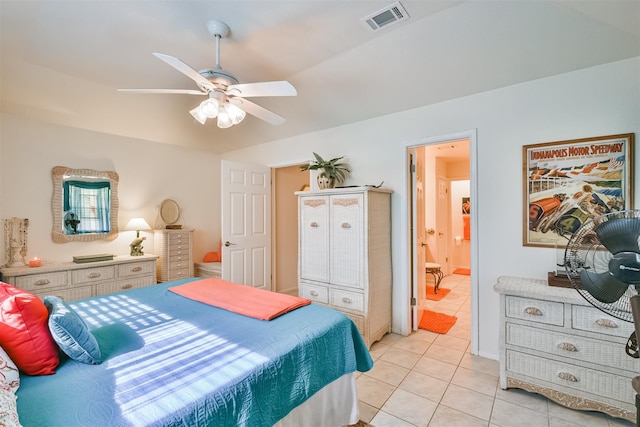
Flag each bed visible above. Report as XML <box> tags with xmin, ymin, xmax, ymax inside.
<box><xmin>11</xmin><ymin>278</ymin><xmax>374</xmax><ymax>426</ymax></box>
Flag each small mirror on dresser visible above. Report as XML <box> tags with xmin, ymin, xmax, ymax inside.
<box><xmin>51</xmin><ymin>166</ymin><xmax>119</xmax><ymax>242</ymax></box>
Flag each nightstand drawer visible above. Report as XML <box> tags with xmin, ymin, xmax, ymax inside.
<box><xmin>72</xmin><ymin>266</ymin><xmax>115</xmax><ymax>284</ymax></box>
<box><xmin>572</xmin><ymin>305</ymin><xmax>634</xmax><ymax>339</ymax></box>
<box><xmin>299</xmin><ymin>282</ymin><xmax>329</xmax><ymax>304</ymax></box>
<box><xmin>15</xmin><ymin>271</ymin><xmax>68</xmax><ymax>291</ymax></box>
<box><xmin>331</xmin><ymin>288</ymin><xmax>364</xmax><ymax>312</ymax></box>
<box><xmin>505</xmin><ymin>295</ymin><xmax>564</xmax><ymax>326</ymax></box>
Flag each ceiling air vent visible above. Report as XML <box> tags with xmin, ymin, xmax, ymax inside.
<box><xmin>362</xmin><ymin>1</ymin><xmax>410</xmax><ymax>32</ymax></box>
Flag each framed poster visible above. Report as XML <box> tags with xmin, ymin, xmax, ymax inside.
<box><xmin>523</xmin><ymin>133</ymin><xmax>634</xmax><ymax>247</ymax></box>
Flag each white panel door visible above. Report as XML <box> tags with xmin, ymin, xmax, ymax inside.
<box><xmin>221</xmin><ymin>160</ymin><xmax>270</xmax><ymax>290</ymax></box>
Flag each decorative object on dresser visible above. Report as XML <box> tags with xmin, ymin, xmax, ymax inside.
<box><xmin>0</xmin><ymin>254</ymin><xmax>158</xmax><ymax>301</ymax></box>
<box><xmin>494</xmin><ymin>276</ymin><xmax>639</xmax><ymax>422</ymax></box>
<box><xmin>296</xmin><ymin>186</ymin><xmax>392</xmax><ymax>348</ymax></box>
<box><xmin>125</xmin><ymin>217</ymin><xmax>152</xmax><ymax>256</ymax></box>
<box><xmin>158</xmin><ymin>199</ymin><xmax>183</xmax><ymax>229</ymax></box>
<box><xmin>3</xmin><ymin>217</ymin><xmax>29</xmax><ymax>268</ymax></box>
<box><xmin>154</xmin><ymin>229</ymin><xmax>194</xmax><ymax>282</ymax></box>
<box><xmin>299</xmin><ymin>152</ymin><xmax>351</xmax><ymax>190</ymax></box>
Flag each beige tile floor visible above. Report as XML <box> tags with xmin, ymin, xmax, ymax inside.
<box><xmin>355</xmin><ymin>273</ymin><xmax>635</xmax><ymax>427</ymax></box>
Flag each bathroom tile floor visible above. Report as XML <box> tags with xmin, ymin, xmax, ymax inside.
<box><xmin>355</xmin><ymin>273</ymin><xmax>635</xmax><ymax>427</ymax></box>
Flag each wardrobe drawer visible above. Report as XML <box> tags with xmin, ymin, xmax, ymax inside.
<box><xmin>169</xmin><ymin>232</ymin><xmax>191</xmax><ymax>244</ymax></box>
<box><xmin>169</xmin><ymin>260</ymin><xmax>190</xmax><ymax>271</ymax></box>
<box><xmin>506</xmin><ymin>349</ymin><xmax>634</xmax><ymax>404</ymax></box>
<box><xmin>72</xmin><ymin>266</ymin><xmax>115</xmax><ymax>285</ymax></box>
<box><xmin>506</xmin><ymin>323</ymin><xmax>639</xmax><ymax>372</ymax></box>
<box><xmin>118</xmin><ymin>261</ymin><xmax>154</xmax><ymax>278</ymax></box>
<box><xmin>331</xmin><ymin>288</ymin><xmax>364</xmax><ymax>313</ymax></box>
<box><xmin>15</xmin><ymin>271</ymin><xmax>68</xmax><ymax>291</ymax></box>
<box><xmin>505</xmin><ymin>296</ymin><xmax>564</xmax><ymax>326</ymax></box>
<box><xmin>572</xmin><ymin>305</ymin><xmax>634</xmax><ymax>339</ymax></box>
<box><xmin>299</xmin><ymin>282</ymin><xmax>329</xmax><ymax>304</ymax></box>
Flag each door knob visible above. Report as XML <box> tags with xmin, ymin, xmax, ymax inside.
<box><xmin>224</xmin><ymin>241</ymin><xmax>236</xmax><ymax>247</ymax></box>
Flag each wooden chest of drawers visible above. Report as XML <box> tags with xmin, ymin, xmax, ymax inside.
<box><xmin>0</xmin><ymin>255</ymin><xmax>158</xmax><ymax>301</ymax></box>
<box><xmin>154</xmin><ymin>229</ymin><xmax>194</xmax><ymax>282</ymax></box>
<box><xmin>494</xmin><ymin>276</ymin><xmax>638</xmax><ymax>422</ymax></box>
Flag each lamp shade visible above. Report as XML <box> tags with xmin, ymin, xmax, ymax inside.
<box><xmin>125</xmin><ymin>217</ymin><xmax>151</xmax><ymax>231</ymax></box>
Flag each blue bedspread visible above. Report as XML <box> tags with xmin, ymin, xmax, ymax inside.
<box><xmin>16</xmin><ymin>279</ymin><xmax>373</xmax><ymax>427</ymax></box>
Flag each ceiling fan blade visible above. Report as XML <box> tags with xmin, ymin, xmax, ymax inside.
<box><xmin>595</xmin><ymin>217</ymin><xmax>640</xmax><ymax>254</ymax></box>
<box><xmin>227</xmin><ymin>81</ymin><xmax>297</xmax><ymax>98</ymax></box>
<box><xmin>580</xmin><ymin>270</ymin><xmax>629</xmax><ymax>303</ymax></box>
<box><xmin>118</xmin><ymin>89</ymin><xmax>207</xmax><ymax>95</ymax></box>
<box><xmin>153</xmin><ymin>53</ymin><xmax>214</xmax><ymax>92</ymax></box>
<box><xmin>229</xmin><ymin>98</ymin><xmax>286</xmax><ymax>126</ymax></box>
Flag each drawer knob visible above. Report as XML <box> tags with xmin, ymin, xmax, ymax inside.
<box><xmin>310</xmin><ymin>291</ymin><xmax>318</xmax><ymax>297</ymax></box>
<box><xmin>557</xmin><ymin>372</ymin><xmax>579</xmax><ymax>382</ymax></box>
<box><xmin>310</xmin><ymin>222</ymin><xmax>319</xmax><ymax>228</ymax></box>
<box><xmin>341</xmin><ymin>222</ymin><xmax>351</xmax><ymax>229</ymax></box>
<box><xmin>121</xmin><ymin>284</ymin><xmax>133</xmax><ymax>290</ymax></box>
<box><xmin>524</xmin><ymin>307</ymin><xmax>542</xmax><ymax>316</ymax></box>
<box><xmin>34</xmin><ymin>279</ymin><xmax>50</xmax><ymax>286</ymax></box>
<box><xmin>557</xmin><ymin>342</ymin><xmax>578</xmax><ymax>352</ymax></box>
<box><xmin>342</xmin><ymin>297</ymin><xmax>352</xmax><ymax>304</ymax></box>
<box><xmin>595</xmin><ymin>318</ymin><xmax>618</xmax><ymax>328</ymax></box>
<box><xmin>131</xmin><ymin>267</ymin><xmax>142</xmax><ymax>272</ymax></box>
<box><xmin>88</xmin><ymin>272</ymin><xmax>101</xmax><ymax>279</ymax></box>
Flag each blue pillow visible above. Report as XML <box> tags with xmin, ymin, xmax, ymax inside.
<box><xmin>44</xmin><ymin>296</ymin><xmax>101</xmax><ymax>365</ymax></box>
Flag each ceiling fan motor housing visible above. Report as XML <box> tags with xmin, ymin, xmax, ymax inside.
<box><xmin>199</xmin><ymin>67</ymin><xmax>239</xmax><ymax>89</ymax></box>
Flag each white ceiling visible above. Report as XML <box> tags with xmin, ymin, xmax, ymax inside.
<box><xmin>1</xmin><ymin>1</ymin><xmax>638</xmax><ymax>154</ymax></box>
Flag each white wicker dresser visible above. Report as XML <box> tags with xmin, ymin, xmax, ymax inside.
<box><xmin>296</xmin><ymin>187</ymin><xmax>392</xmax><ymax>349</ymax></box>
<box><xmin>494</xmin><ymin>276</ymin><xmax>638</xmax><ymax>422</ymax></box>
<box><xmin>0</xmin><ymin>254</ymin><xmax>158</xmax><ymax>301</ymax></box>
<box><xmin>154</xmin><ymin>229</ymin><xmax>194</xmax><ymax>282</ymax></box>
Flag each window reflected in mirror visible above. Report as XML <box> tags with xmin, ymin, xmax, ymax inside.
<box><xmin>52</xmin><ymin>166</ymin><xmax>119</xmax><ymax>243</ymax></box>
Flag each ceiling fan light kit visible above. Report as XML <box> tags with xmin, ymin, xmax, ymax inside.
<box><xmin>118</xmin><ymin>20</ymin><xmax>296</xmax><ymax>128</ymax></box>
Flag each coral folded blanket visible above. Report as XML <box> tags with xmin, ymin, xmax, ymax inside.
<box><xmin>169</xmin><ymin>278</ymin><xmax>311</xmax><ymax>321</ymax></box>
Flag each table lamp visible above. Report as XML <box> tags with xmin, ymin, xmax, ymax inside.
<box><xmin>125</xmin><ymin>217</ymin><xmax>151</xmax><ymax>256</ymax></box>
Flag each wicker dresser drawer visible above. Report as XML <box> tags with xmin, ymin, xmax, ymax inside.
<box><xmin>571</xmin><ymin>305</ymin><xmax>634</xmax><ymax>339</ymax></box>
<box><xmin>505</xmin><ymin>295</ymin><xmax>564</xmax><ymax>326</ymax></box>
<box><xmin>35</xmin><ymin>285</ymin><xmax>92</xmax><ymax>302</ymax></box>
<box><xmin>299</xmin><ymin>282</ymin><xmax>329</xmax><ymax>304</ymax></box>
<box><xmin>118</xmin><ymin>261</ymin><xmax>154</xmax><ymax>278</ymax></box>
<box><xmin>168</xmin><ymin>268</ymin><xmax>191</xmax><ymax>281</ymax></box>
<box><xmin>168</xmin><ymin>231</ymin><xmax>191</xmax><ymax>243</ymax></box>
<box><xmin>506</xmin><ymin>349</ymin><xmax>634</xmax><ymax>404</ymax></box>
<box><xmin>330</xmin><ymin>288</ymin><xmax>365</xmax><ymax>313</ymax></box>
<box><xmin>14</xmin><ymin>271</ymin><xmax>68</xmax><ymax>292</ymax></box>
<box><xmin>506</xmin><ymin>323</ymin><xmax>638</xmax><ymax>372</ymax></box>
<box><xmin>97</xmin><ymin>276</ymin><xmax>156</xmax><ymax>295</ymax></box>
<box><xmin>72</xmin><ymin>266</ymin><xmax>115</xmax><ymax>284</ymax></box>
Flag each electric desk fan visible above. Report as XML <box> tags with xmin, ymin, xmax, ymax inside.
<box><xmin>564</xmin><ymin>210</ymin><xmax>640</xmax><ymax>426</ymax></box>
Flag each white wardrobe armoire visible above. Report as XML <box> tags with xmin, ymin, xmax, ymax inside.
<box><xmin>296</xmin><ymin>187</ymin><xmax>392</xmax><ymax>348</ymax></box>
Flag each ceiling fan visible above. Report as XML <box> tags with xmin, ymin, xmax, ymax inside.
<box><xmin>118</xmin><ymin>20</ymin><xmax>297</xmax><ymax>128</ymax></box>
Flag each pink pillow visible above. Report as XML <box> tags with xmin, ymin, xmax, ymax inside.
<box><xmin>0</xmin><ymin>282</ymin><xmax>59</xmax><ymax>375</ymax></box>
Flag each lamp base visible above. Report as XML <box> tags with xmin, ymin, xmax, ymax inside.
<box><xmin>129</xmin><ymin>236</ymin><xmax>146</xmax><ymax>256</ymax></box>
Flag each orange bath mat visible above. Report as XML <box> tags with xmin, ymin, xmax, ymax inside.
<box><xmin>418</xmin><ymin>310</ymin><xmax>457</xmax><ymax>334</ymax></box>
<box><xmin>453</xmin><ymin>268</ymin><xmax>470</xmax><ymax>275</ymax></box>
<box><xmin>426</xmin><ymin>286</ymin><xmax>450</xmax><ymax>301</ymax></box>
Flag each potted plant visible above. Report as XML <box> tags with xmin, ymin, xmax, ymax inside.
<box><xmin>300</xmin><ymin>152</ymin><xmax>350</xmax><ymax>189</ymax></box>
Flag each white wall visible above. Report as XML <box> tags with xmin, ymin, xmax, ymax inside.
<box><xmin>0</xmin><ymin>115</ymin><xmax>222</xmax><ymax>265</ymax></box>
<box><xmin>222</xmin><ymin>58</ymin><xmax>640</xmax><ymax>360</ymax></box>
